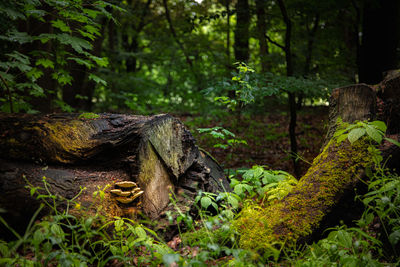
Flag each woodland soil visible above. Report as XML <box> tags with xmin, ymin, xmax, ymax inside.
<box><xmin>179</xmin><ymin>106</ymin><xmax>329</xmax><ymax>177</ymax></box>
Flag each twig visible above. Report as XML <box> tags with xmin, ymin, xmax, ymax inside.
<box><xmin>264</xmin><ymin>33</ymin><xmax>285</xmax><ymax>50</ymax></box>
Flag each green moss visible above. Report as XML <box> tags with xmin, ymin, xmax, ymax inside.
<box><xmin>43</xmin><ymin>120</ymin><xmax>98</xmax><ymax>162</ymax></box>
<box><xmin>233</xmin><ymin>138</ymin><xmax>373</xmax><ymax>253</ymax></box>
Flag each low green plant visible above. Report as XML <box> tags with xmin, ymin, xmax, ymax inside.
<box><xmin>334</xmin><ymin>119</ymin><xmax>400</xmax><ymax>146</ymax></box>
<box><xmin>230</xmin><ymin>165</ymin><xmax>297</xmax><ymax>202</ymax></box>
<box><xmin>297</xmin><ymin>225</ymin><xmax>383</xmax><ymax>266</ymax></box>
<box><xmin>0</xmin><ymin>177</ymin><xmax>174</xmax><ymax>266</ymax></box>
<box><xmin>197</xmin><ymin>126</ymin><xmax>247</xmax><ymax>150</ymax></box>
<box><xmin>78</xmin><ymin>112</ymin><xmax>100</xmax><ymax>119</ymax></box>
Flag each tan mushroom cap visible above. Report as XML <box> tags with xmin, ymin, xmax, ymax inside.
<box><xmin>115</xmin><ymin>191</ymin><xmax>144</xmax><ymax>204</ymax></box>
<box><xmin>115</xmin><ymin>181</ymin><xmax>138</xmax><ymax>188</ymax></box>
<box><xmin>110</xmin><ymin>189</ymin><xmax>131</xmax><ymax>197</ymax></box>
<box><xmin>131</xmin><ymin>187</ymin><xmax>141</xmax><ymax>193</ymax></box>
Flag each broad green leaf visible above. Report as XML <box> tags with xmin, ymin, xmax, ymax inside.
<box><xmin>227</xmin><ymin>195</ymin><xmax>239</xmax><ymax>209</ymax></box>
<box><xmin>135</xmin><ymin>226</ymin><xmax>147</xmax><ymax>239</ymax></box>
<box><xmin>50</xmin><ymin>224</ymin><xmax>64</xmax><ymax>237</ymax></box>
<box><xmin>389</xmin><ymin>230</ymin><xmax>400</xmax><ymax>245</ymax></box>
<box><xmin>369</xmin><ymin>120</ymin><xmax>387</xmax><ymax>132</ymax></box>
<box><xmin>347</xmin><ymin>128</ymin><xmax>366</xmax><ymax>143</ymax></box>
<box><xmin>365</xmin><ymin>125</ymin><xmax>382</xmax><ymax>144</ymax></box>
<box><xmin>200</xmin><ymin>196</ymin><xmax>212</xmax><ymax>209</ymax></box>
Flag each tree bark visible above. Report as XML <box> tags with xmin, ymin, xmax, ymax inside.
<box><xmin>235</xmin><ymin>72</ymin><xmax>400</xmax><ymax>251</ymax></box>
<box><xmin>234</xmin><ymin>0</ymin><xmax>250</xmax><ymax>63</ymax></box>
<box><xmin>255</xmin><ymin>0</ymin><xmax>270</xmax><ymax>73</ymax></box>
<box><xmin>0</xmin><ymin>113</ymin><xmax>229</xmax><ymax>237</ymax></box>
<box><xmin>359</xmin><ymin>0</ymin><xmax>400</xmax><ymax>84</ymax></box>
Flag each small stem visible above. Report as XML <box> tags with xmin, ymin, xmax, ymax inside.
<box><xmin>0</xmin><ymin>74</ymin><xmax>14</xmax><ymax>113</ymax></box>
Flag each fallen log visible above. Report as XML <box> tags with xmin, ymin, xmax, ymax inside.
<box><xmin>235</xmin><ymin>72</ymin><xmax>400</xmax><ymax>252</ymax></box>
<box><xmin>0</xmin><ymin>113</ymin><xmax>229</xmax><ymax>237</ymax></box>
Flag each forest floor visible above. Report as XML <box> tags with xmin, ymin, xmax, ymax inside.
<box><xmin>180</xmin><ymin>106</ymin><xmax>329</xmax><ymax>177</ymax></box>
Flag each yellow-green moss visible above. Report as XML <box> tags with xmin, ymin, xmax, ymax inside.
<box><xmin>233</xmin><ymin>138</ymin><xmax>372</xmax><ymax>253</ymax></box>
<box><xmin>42</xmin><ymin>120</ymin><xmax>98</xmax><ymax>162</ymax></box>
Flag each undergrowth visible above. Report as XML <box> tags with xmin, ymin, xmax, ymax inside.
<box><xmin>1</xmin><ymin>120</ymin><xmax>399</xmax><ymax>266</ymax></box>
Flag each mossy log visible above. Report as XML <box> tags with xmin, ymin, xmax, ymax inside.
<box><xmin>0</xmin><ymin>113</ymin><xmax>229</xmax><ymax>237</ymax></box>
<box><xmin>235</xmin><ymin>72</ymin><xmax>400</xmax><ymax>252</ymax></box>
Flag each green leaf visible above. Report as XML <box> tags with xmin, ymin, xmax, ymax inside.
<box><xmin>365</xmin><ymin>125</ymin><xmax>382</xmax><ymax>144</ymax></box>
<box><xmin>389</xmin><ymin>230</ymin><xmax>400</xmax><ymax>245</ymax></box>
<box><xmin>210</xmin><ymin>130</ymin><xmax>224</xmax><ymax>139</ymax></box>
<box><xmin>336</xmin><ymin>134</ymin><xmax>348</xmax><ymax>143</ymax></box>
<box><xmin>90</xmin><ymin>56</ymin><xmax>109</xmax><ymax>67</ymax></box>
<box><xmin>51</xmin><ymin>19</ymin><xmax>71</xmax><ymax>33</ymax></box>
<box><xmin>347</xmin><ymin>128</ymin><xmax>366</xmax><ymax>143</ymax></box>
<box><xmin>68</xmin><ymin>57</ymin><xmax>93</xmax><ymax>69</ymax></box>
<box><xmin>50</xmin><ymin>224</ymin><xmax>64</xmax><ymax>238</ymax></box>
<box><xmin>369</xmin><ymin>121</ymin><xmax>387</xmax><ymax>132</ymax></box>
<box><xmin>227</xmin><ymin>195</ymin><xmax>239</xmax><ymax>209</ymax></box>
<box><xmin>135</xmin><ymin>226</ymin><xmax>147</xmax><ymax>239</ymax></box>
<box><xmin>36</xmin><ymin>58</ymin><xmax>54</xmax><ymax>69</ymax></box>
<box><xmin>88</xmin><ymin>74</ymin><xmax>107</xmax><ymax>86</ymax></box>
<box><xmin>200</xmin><ymin>196</ymin><xmax>212</xmax><ymax>209</ymax></box>
<box><xmin>385</xmin><ymin>137</ymin><xmax>400</xmax><ymax>147</ymax></box>
<box><xmin>110</xmin><ymin>245</ymin><xmax>119</xmax><ymax>256</ymax></box>
<box><xmin>162</xmin><ymin>254</ymin><xmax>180</xmax><ymax>266</ymax></box>
<box><xmin>56</xmin><ymin>34</ymin><xmax>92</xmax><ymax>54</ymax></box>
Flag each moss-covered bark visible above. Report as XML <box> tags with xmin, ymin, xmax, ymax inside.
<box><xmin>234</xmin><ymin>138</ymin><xmax>372</xmax><ymax>252</ymax></box>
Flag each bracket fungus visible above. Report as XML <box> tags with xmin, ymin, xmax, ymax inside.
<box><xmin>112</xmin><ymin>180</ymin><xmax>144</xmax><ymax>204</ymax></box>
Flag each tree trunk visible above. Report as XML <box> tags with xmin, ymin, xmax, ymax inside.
<box><xmin>235</xmin><ymin>72</ymin><xmax>400</xmax><ymax>251</ymax></box>
<box><xmin>234</xmin><ymin>0</ymin><xmax>250</xmax><ymax>63</ymax></box>
<box><xmin>0</xmin><ymin>113</ymin><xmax>229</xmax><ymax>237</ymax></box>
<box><xmin>255</xmin><ymin>0</ymin><xmax>270</xmax><ymax>73</ymax></box>
<box><xmin>359</xmin><ymin>0</ymin><xmax>400</xmax><ymax>84</ymax></box>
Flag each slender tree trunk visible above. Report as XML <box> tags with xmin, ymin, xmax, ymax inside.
<box><xmin>256</xmin><ymin>0</ymin><xmax>270</xmax><ymax>72</ymax></box>
<box><xmin>297</xmin><ymin>13</ymin><xmax>319</xmax><ymax>109</ymax></box>
<box><xmin>234</xmin><ymin>0</ymin><xmax>250</xmax><ymax>63</ymax></box>
<box><xmin>225</xmin><ymin>0</ymin><xmax>231</xmax><ymax>66</ymax></box>
<box><xmin>162</xmin><ymin>0</ymin><xmax>200</xmax><ymax>86</ymax></box>
<box><xmin>276</xmin><ymin>0</ymin><xmax>300</xmax><ymax>177</ymax></box>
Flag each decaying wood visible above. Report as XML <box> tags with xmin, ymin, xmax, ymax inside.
<box><xmin>0</xmin><ymin>113</ymin><xmax>228</xmax><ymax>238</ymax></box>
<box><xmin>236</xmin><ymin>71</ymin><xmax>400</xmax><ymax>251</ymax></box>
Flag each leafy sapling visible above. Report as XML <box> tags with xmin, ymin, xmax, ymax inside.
<box><xmin>197</xmin><ymin>126</ymin><xmax>247</xmax><ymax>150</ymax></box>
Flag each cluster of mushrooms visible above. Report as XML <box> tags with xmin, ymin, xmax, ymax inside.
<box><xmin>111</xmin><ymin>181</ymin><xmax>144</xmax><ymax>204</ymax></box>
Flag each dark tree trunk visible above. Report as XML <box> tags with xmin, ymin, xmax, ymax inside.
<box><xmin>255</xmin><ymin>0</ymin><xmax>270</xmax><ymax>72</ymax></box>
<box><xmin>234</xmin><ymin>0</ymin><xmax>250</xmax><ymax>63</ymax></box>
<box><xmin>276</xmin><ymin>0</ymin><xmax>300</xmax><ymax>177</ymax></box>
<box><xmin>0</xmin><ymin>113</ymin><xmax>229</xmax><ymax>238</ymax></box>
<box><xmin>359</xmin><ymin>0</ymin><xmax>400</xmax><ymax>84</ymax></box>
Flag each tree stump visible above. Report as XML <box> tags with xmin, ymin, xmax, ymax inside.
<box><xmin>235</xmin><ymin>72</ymin><xmax>400</xmax><ymax>252</ymax></box>
<box><xmin>0</xmin><ymin>113</ymin><xmax>229</xmax><ymax>237</ymax></box>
